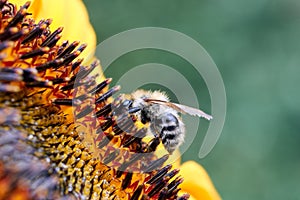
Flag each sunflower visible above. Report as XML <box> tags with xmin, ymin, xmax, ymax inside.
<box><xmin>0</xmin><ymin>1</ymin><xmax>221</xmax><ymax>199</ymax></box>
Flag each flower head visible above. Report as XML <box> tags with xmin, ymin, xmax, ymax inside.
<box><xmin>0</xmin><ymin>1</ymin><xmax>222</xmax><ymax>199</ymax></box>
<box><xmin>0</xmin><ymin>1</ymin><xmax>189</xmax><ymax>199</ymax></box>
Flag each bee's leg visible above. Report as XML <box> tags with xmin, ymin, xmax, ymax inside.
<box><xmin>149</xmin><ymin>122</ymin><xmax>160</xmax><ymax>137</ymax></box>
<box><xmin>141</xmin><ymin>110</ymin><xmax>150</xmax><ymax>124</ymax></box>
<box><xmin>147</xmin><ymin>136</ymin><xmax>161</xmax><ymax>152</ymax></box>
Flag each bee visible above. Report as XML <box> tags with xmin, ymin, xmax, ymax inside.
<box><xmin>119</xmin><ymin>90</ymin><xmax>212</xmax><ymax>154</ymax></box>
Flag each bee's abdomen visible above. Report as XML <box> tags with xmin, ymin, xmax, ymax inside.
<box><xmin>163</xmin><ymin>125</ymin><xmax>177</xmax><ymax>132</ymax></box>
<box><xmin>154</xmin><ymin>113</ymin><xmax>185</xmax><ymax>153</ymax></box>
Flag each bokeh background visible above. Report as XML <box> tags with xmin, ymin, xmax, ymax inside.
<box><xmin>83</xmin><ymin>0</ymin><xmax>300</xmax><ymax>199</ymax></box>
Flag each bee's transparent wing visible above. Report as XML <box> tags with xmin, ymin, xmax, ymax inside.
<box><xmin>144</xmin><ymin>99</ymin><xmax>213</xmax><ymax>120</ymax></box>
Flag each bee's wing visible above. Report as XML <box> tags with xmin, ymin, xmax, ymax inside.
<box><xmin>144</xmin><ymin>99</ymin><xmax>213</xmax><ymax>120</ymax></box>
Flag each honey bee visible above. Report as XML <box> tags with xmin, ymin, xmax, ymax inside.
<box><xmin>119</xmin><ymin>90</ymin><xmax>212</xmax><ymax>154</ymax></box>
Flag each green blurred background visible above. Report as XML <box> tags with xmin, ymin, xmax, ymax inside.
<box><xmin>83</xmin><ymin>0</ymin><xmax>300</xmax><ymax>199</ymax></box>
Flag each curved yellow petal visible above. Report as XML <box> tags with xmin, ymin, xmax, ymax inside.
<box><xmin>179</xmin><ymin>161</ymin><xmax>222</xmax><ymax>200</ymax></box>
<box><xmin>10</xmin><ymin>0</ymin><xmax>96</xmax><ymax>61</ymax></box>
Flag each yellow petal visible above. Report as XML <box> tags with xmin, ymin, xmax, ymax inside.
<box><xmin>179</xmin><ymin>161</ymin><xmax>222</xmax><ymax>200</ymax></box>
<box><xmin>10</xmin><ymin>0</ymin><xmax>96</xmax><ymax>61</ymax></box>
